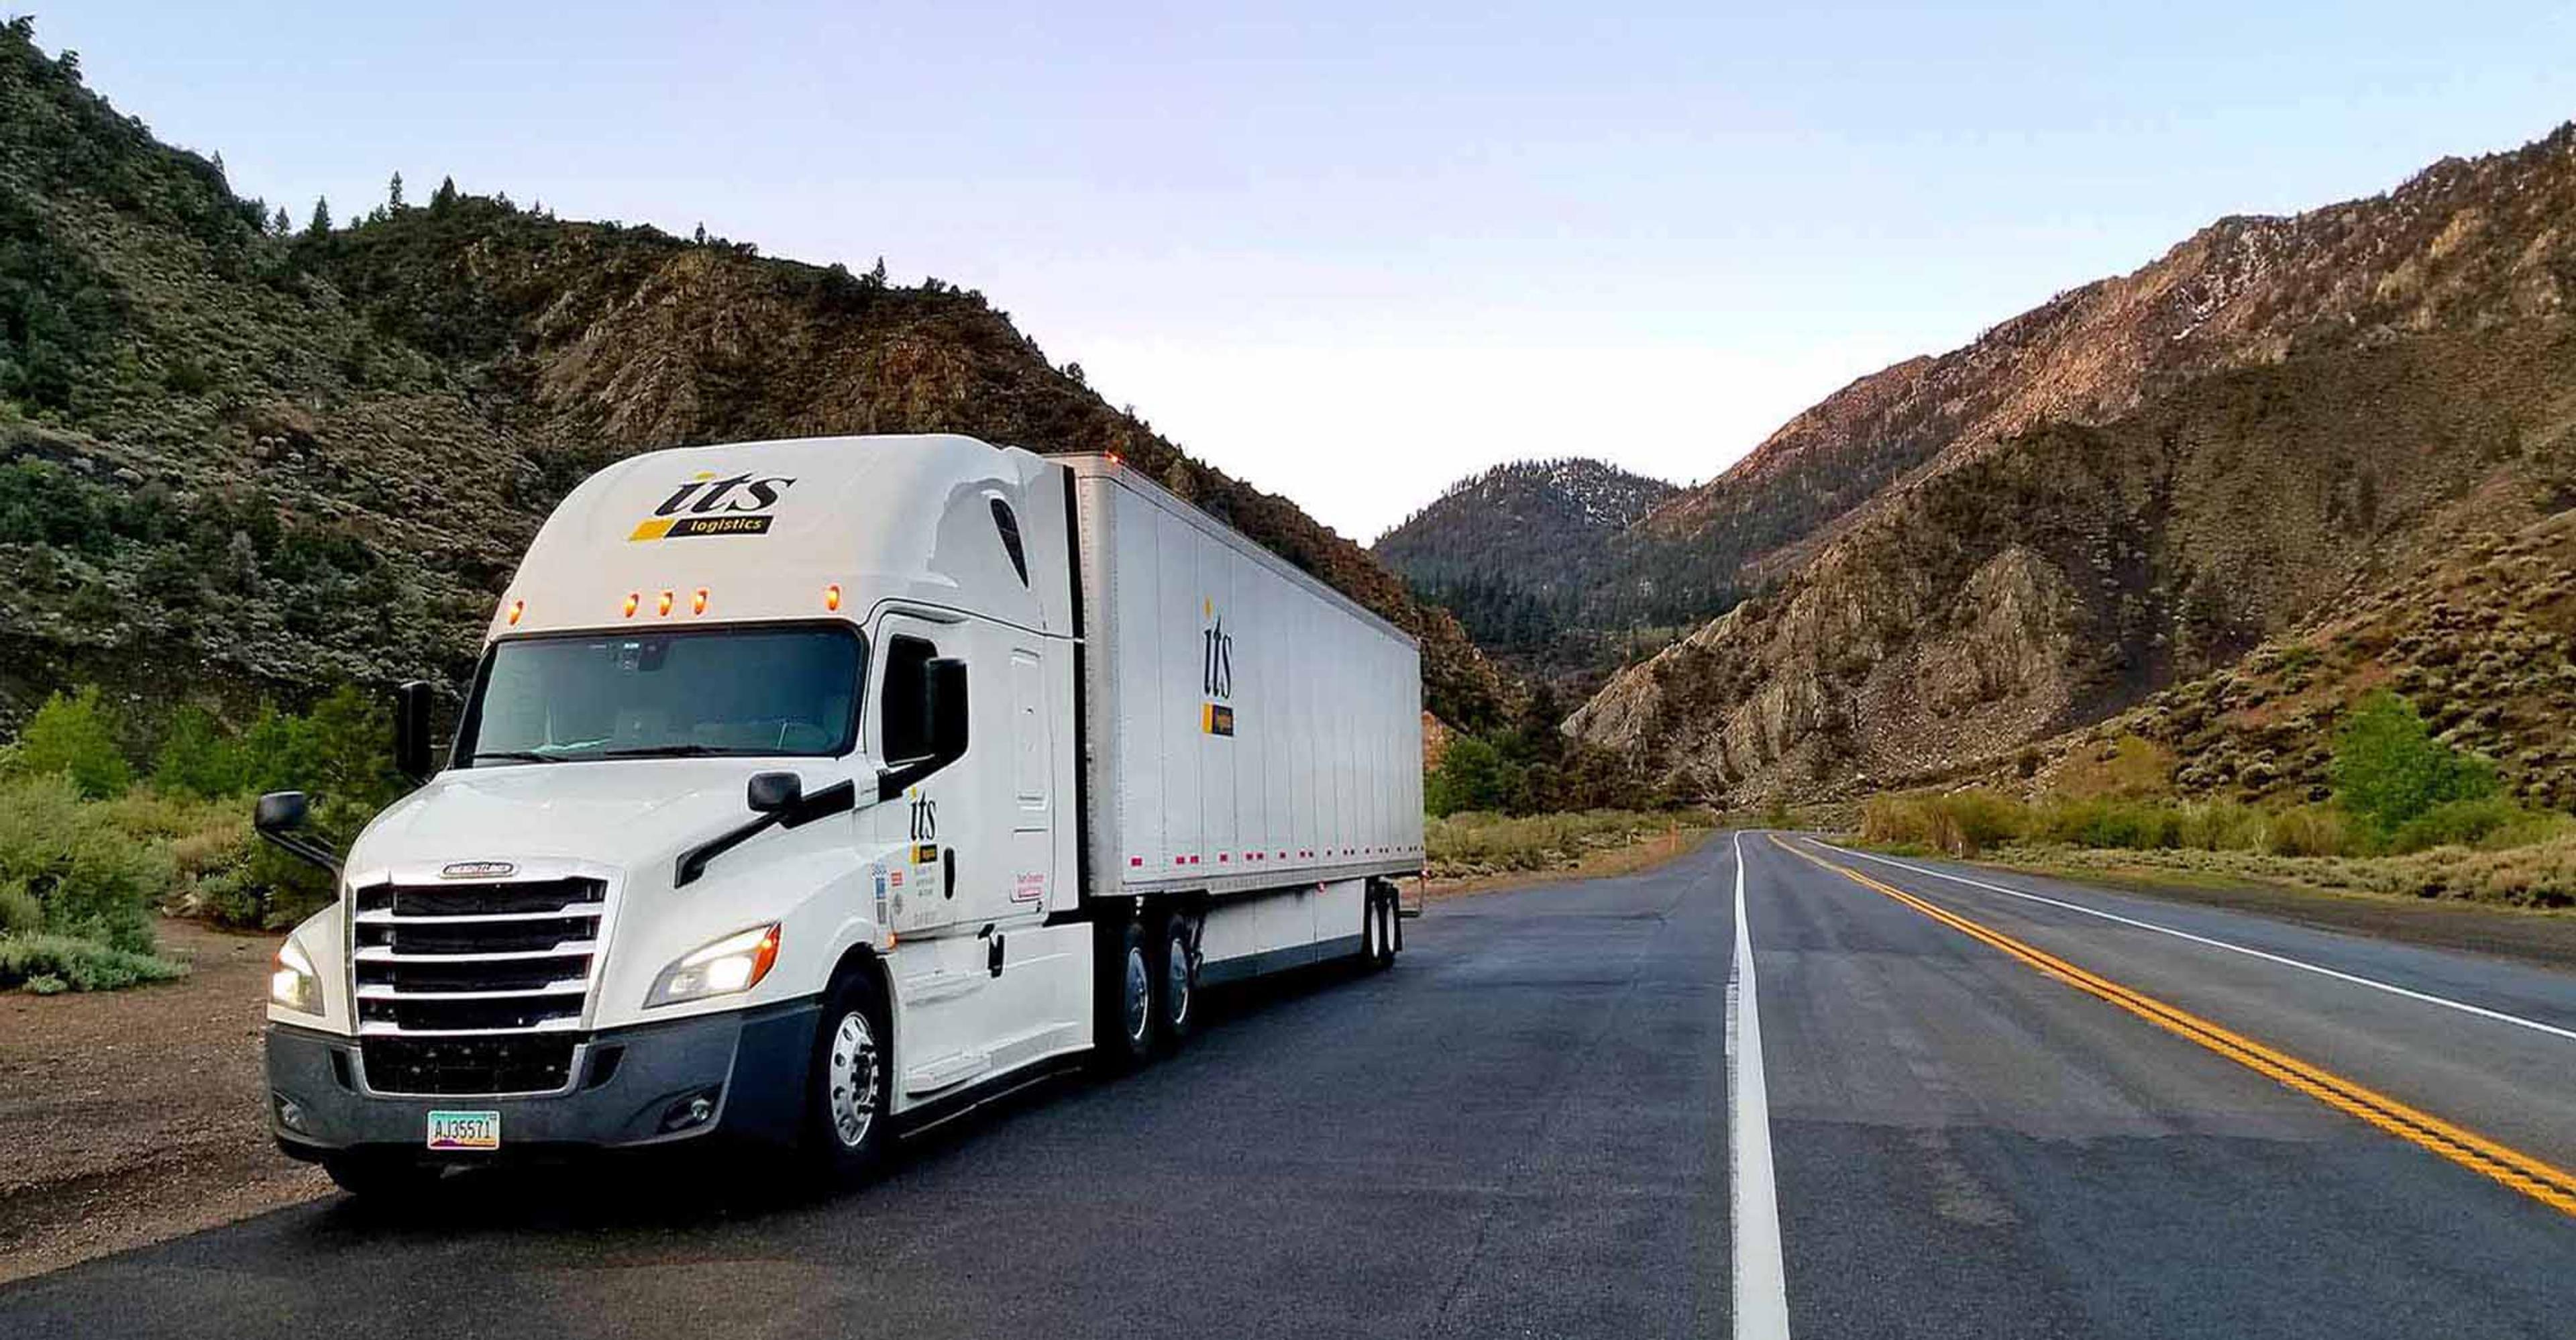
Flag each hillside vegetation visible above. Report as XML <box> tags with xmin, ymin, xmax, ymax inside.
<box><xmin>0</xmin><ymin>19</ymin><xmax>1509</xmax><ymax>741</ymax></box>
<box><xmin>1373</xmin><ymin>457</ymin><xmax>1705</xmax><ymax>685</ymax></box>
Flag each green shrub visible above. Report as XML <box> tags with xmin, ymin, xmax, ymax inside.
<box><xmin>2174</xmin><ymin>801</ymin><xmax>2267</xmax><ymax>852</ymax></box>
<box><xmin>2027</xmin><ymin>797</ymin><xmax>2179</xmax><ymax>849</ymax></box>
<box><xmin>2388</xmin><ymin>797</ymin><xmax>2559</xmax><ymax>854</ymax></box>
<box><xmin>1426</xmin><ymin>735</ymin><xmax>1520</xmax><ymax>817</ymax></box>
<box><xmin>0</xmin><ymin>774</ymin><xmax>175</xmax><ymax>953</ymax></box>
<box><xmin>2263</xmin><ymin>805</ymin><xmax>2355</xmax><ymax>858</ymax></box>
<box><xmin>2330</xmin><ymin>691</ymin><xmax>2496</xmax><ymax>835</ymax></box>
<box><xmin>11</xmin><ymin>686</ymin><xmax>133</xmax><ymax>798</ymax></box>
<box><xmin>0</xmin><ymin>933</ymin><xmax>186</xmax><ymax>992</ymax></box>
<box><xmin>152</xmin><ymin>706</ymin><xmax>248</xmax><ymax>798</ymax></box>
<box><xmin>0</xmin><ymin>880</ymin><xmax>40</xmax><ymax>934</ymax></box>
<box><xmin>1860</xmin><ymin>790</ymin><xmax>2024</xmax><ymax>856</ymax></box>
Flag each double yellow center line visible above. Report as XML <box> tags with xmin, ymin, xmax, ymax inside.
<box><xmin>1768</xmin><ymin>835</ymin><xmax>2576</xmax><ymax>1219</ymax></box>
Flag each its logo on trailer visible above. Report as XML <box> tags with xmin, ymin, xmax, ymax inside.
<box><xmin>1201</xmin><ymin>597</ymin><xmax>1236</xmax><ymax>737</ymax></box>
<box><xmin>627</xmin><ymin>470</ymin><xmax>798</xmax><ymax>542</ymax></box>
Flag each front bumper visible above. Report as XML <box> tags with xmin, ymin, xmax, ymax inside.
<box><xmin>266</xmin><ymin>997</ymin><xmax>821</xmax><ymax>1162</ymax></box>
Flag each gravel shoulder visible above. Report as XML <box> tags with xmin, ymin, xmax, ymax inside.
<box><xmin>0</xmin><ymin>918</ymin><xmax>329</xmax><ymax>1286</ymax></box>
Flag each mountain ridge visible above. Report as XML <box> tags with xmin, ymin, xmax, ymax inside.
<box><xmin>1571</xmin><ymin>117</ymin><xmax>2576</xmax><ymax>802</ymax></box>
<box><xmin>0</xmin><ymin>22</ymin><xmax>1513</xmax><ymax>735</ymax></box>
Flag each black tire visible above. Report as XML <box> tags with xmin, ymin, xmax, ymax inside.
<box><xmin>1374</xmin><ymin>894</ymin><xmax>1398</xmax><ymax>970</ymax></box>
<box><xmin>1092</xmin><ymin>914</ymin><xmax>1155</xmax><ymax>1072</ymax></box>
<box><xmin>1361</xmin><ymin>888</ymin><xmax>1393</xmax><ymax>972</ymax></box>
<box><xmin>322</xmin><ymin>1152</ymin><xmax>445</xmax><ymax>1200</ymax></box>
<box><xmin>1154</xmin><ymin>910</ymin><xmax>1196</xmax><ymax>1051</ymax></box>
<box><xmin>802</xmin><ymin>966</ymin><xmax>894</xmax><ymax>1184</ymax></box>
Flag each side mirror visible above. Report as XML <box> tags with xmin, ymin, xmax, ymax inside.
<box><xmin>393</xmin><ymin>680</ymin><xmax>436</xmax><ymax>783</ymax></box>
<box><xmin>747</xmin><ymin>771</ymin><xmax>804</xmax><ymax>813</ymax></box>
<box><xmin>253</xmin><ymin>790</ymin><xmax>342</xmax><ymax>877</ymax></box>
<box><xmin>255</xmin><ymin>790</ymin><xmax>309</xmax><ymax>834</ymax></box>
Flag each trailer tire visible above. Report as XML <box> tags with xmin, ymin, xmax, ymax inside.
<box><xmin>1154</xmin><ymin>910</ymin><xmax>1195</xmax><ymax>1051</ymax></box>
<box><xmin>1092</xmin><ymin>915</ymin><xmax>1155</xmax><ymax>1072</ymax></box>
<box><xmin>322</xmin><ymin>1153</ymin><xmax>445</xmax><ymax>1200</ymax></box>
<box><xmin>802</xmin><ymin>965</ymin><xmax>894</xmax><ymax>1184</ymax></box>
<box><xmin>1362</xmin><ymin>886</ymin><xmax>1395</xmax><ymax>972</ymax></box>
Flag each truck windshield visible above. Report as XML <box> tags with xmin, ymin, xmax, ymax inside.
<box><xmin>458</xmin><ymin>625</ymin><xmax>863</xmax><ymax>765</ymax></box>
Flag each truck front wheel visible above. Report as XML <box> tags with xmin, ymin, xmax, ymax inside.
<box><xmin>804</xmin><ymin>968</ymin><xmax>893</xmax><ymax>1183</ymax></box>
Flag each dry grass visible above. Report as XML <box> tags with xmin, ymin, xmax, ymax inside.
<box><xmin>1426</xmin><ymin>809</ymin><xmax>1713</xmax><ymax>883</ymax></box>
<box><xmin>1992</xmin><ymin>835</ymin><xmax>2576</xmax><ymax>910</ymax></box>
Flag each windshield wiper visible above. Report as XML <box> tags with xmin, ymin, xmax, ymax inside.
<box><xmin>595</xmin><ymin>744</ymin><xmax>738</xmax><ymax>759</ymax></box>
<box><xmin>470</xmin><ymin>750</ymin><xmax>566</xmax><ymax>765</ymax></box>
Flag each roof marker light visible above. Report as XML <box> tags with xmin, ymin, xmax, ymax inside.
<box><xmin>691</xmin><ymin>588</ymin><xmax>709</xmax><ymax>615</ymax></box>
<box><xmin>622</xmin><ymin>592</ymin><xmax>640</xmax><ymax>618</ymax></box>
<box><xmin>824</xmin><ymin>584</ymin><xmax>843</xmax><ymax>612</ymax></box>
<box><xmin>657</xmin><ymin>590</ymin><xmax>674</xmax><ymax>617</ymax></box>
<box><xmin>505</xmin><ymin>599</ymin><xmax>524</xmax><ymax>627</ymax></box>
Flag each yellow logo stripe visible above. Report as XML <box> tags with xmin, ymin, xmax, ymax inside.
<box><xmin>1770</xmin><ymin>834</ymin><xmax>2576</xmax><ymax>1218</ymax></box>
<box><xmin>627</xmin><ymin>517</ymin><xmax>674</xmax><ymax>542</ymax></box>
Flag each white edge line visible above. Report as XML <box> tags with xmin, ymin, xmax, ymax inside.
<box><xmin>1813</xmin><ymin>839</ymin><xmax>2576</xmax><ymax>1047</ymax></box>
<box><xmin>1729</xmin><ymin>831</ymin><xmax>1793</xmax><ymax>1340</ymax></box>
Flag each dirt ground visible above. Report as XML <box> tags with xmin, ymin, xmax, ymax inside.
<box><xmin>0</xmin><ymin>918</ymin><xmax>329</xmax><ymax>1286</ymax></box>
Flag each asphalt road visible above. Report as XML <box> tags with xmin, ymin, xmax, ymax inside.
<box><xmin>6</xmin><ymin>833</ymin><xmax>2576</xmax><ymax>1337</ymax></box>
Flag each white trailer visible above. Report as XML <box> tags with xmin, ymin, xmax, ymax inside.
<box><xmin>256</xmin><ymin>434</ymin><xmax>1421</xmax><ymax>1193</ymax></box>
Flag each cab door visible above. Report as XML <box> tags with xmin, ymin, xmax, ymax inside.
<box><xmin>871</xmin><ymin>610</ymin><xmax>996</xmax><ymax>1097</ymax></box>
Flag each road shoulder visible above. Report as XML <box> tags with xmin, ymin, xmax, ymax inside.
<box><xmin>0</xmin><ymin>917</ymin><xmax>330</xmax><ymax>1287</ymax></box>
<box><xmin>1893</xmin><ymin>847</ymin><xmax>2576</xmax><ymax>975</ymax></box>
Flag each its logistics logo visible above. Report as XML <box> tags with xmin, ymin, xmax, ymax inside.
<box><xmin>629</xmin><ymin>470</ymin><xmax>797</xmax><ymax>541</ymax></box>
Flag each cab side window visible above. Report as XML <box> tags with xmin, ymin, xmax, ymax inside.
<box><xmin>881</xmin><ymin>634</ymin><xmax>938</xmax><ymax>762</ymax></box>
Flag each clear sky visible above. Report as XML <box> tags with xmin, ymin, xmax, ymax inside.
<box><xmin>35</xmin><ymin>1</ymin><xmax>2576</xmax><ymax>540</ymax></box>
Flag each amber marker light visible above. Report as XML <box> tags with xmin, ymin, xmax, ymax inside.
<box><xmin>691</xmin><ymin>588</ymin><xmax>709</xmax><ymax>615</ymax></box>
<box><xmin>656</xmin><ymin>590</ymin><xmax>674</xmax><ymax>616</ymax></box>
<box><xmin>505</xmin><ymin>599</ymin><xmax>524</xmax><ymax>626</ymax></box>
<box><xmin>824</xmin><ymin>584</ymin><xmax>843</xmax><ymax>612</ymax></box>
<box><xmin>622</xmin><ymin>592</ymin><xmax>640</xmax><ymax>618</ymax></box>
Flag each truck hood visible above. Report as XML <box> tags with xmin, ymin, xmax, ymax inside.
<box><xmin>347</xmin><ymin>758</ymin><xmax>838</xmax><ymax>877</ymax></box>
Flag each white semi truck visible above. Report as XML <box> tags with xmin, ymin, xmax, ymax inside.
<box><xmin>258</xmin><ymin>434</ymin><xmax>1422</xmax><ymax>1193</ymax></box>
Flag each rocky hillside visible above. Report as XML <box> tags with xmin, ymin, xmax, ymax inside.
<box><xmin>1373</xmin><ymin>458</ymin><xmax>1695</xmax><ymax>682</ymax></box>
<box><xmin>1640</xmin><ymin>123</ymin><xmax>2576</xmax><ymax>588</ymax></box>
<box><xmin>1572</xmin><ymin>113</ymin><xmax>2576</xmax><ymax>804</ymax></box>
<box><xmin>0</xmin><ymin>21</ymin><xmax>1511</xmax><ymax>736</ymax></box>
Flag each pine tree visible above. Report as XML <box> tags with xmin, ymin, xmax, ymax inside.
<box><xmin>693</xmin><ymin>222</ymin><xmax>708</xmax><ymax>246</ymax></box>
<box><xmin>307</xmin><ymin>196</ymin><xmax>331</xmax><ymax>236</ymax></box>
<box><xmin>866</xmin><ymin>256</ymin><xmax>888</xmax><ymax>287</ymax></box>
<box><xmin>270</xmin><ymin>205</ymin><xmax>290</xmax><ymax>236</ymax></box>
<box><xmin>386</xmin><ymin>172</ymin><xmax>404</xmax><ymax>209</ymax></box>
<box><xmin>431</xmin><ymin>175</ymin><xmax>458</xmax><ymax>209</ymax></box>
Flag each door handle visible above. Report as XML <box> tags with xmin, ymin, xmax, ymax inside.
<box><xmin>977</xmin><ymin>922</ymin><xmax>1004</xmax><ymax>978</ymax></box>
<box><xmin>944</xmin><ymin>847</ymin><xmax>957</xmax><ymax>899</ymax></box>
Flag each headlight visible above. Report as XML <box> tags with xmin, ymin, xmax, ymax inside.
<box><xmin>270</xmin><ymin>939</ymin><xmax>321</xmax><ymax>1015</ymax></box>
<box><xmin>647</xmin><ymin>924</ymin><xmax>781</xmax><ymax>1007</ymax></box>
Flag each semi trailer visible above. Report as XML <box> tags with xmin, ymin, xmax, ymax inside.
<box><xmin>258</xmin><ymin>434</ymin><xmax>1423</xmax><ymax>1193</ymax></box>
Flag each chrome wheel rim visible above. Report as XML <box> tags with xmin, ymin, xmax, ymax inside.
<box><xmin>1166</xmin><ymin>932</ymin><xmax>1192</xmax><ymax>1028</ymax></box>
<box><xmin>826</xmin><ymin>1009</ymin><xmax>880</xmax><ymax>1149</ymax></box>
<box><xmin>1124</xmin><ymin>941</ymin><xmax>1152</xmax><ymax>1045</ymax></box>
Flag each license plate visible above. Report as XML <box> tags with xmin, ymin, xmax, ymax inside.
<box><xmin>426</xmin><ymin>1109</ymin><xmax>500</xmax><ymax>1151</ymax></box>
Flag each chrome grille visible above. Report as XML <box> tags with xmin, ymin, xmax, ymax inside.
<box><xmin>350</xmin><ymin>876</ymin><xmax>604</xmax><ymax>1039</ymax></box>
